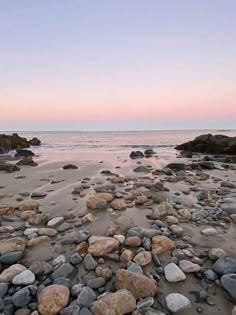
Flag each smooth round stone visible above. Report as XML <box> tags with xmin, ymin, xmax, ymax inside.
<box><xmin>47</xmin><ymin>217</ymin><xmax>64</xmax><ymax>228</ymax></box>
<box><xmin>164</xmin><ymin>263</ymin><xmax>186</xmax><ymax>282</ymax></box>
<box><xmin>77</xmin><ymin>286</ymin><xmax>96</xmax><ymax>308</ymax></box>
<box><xmin>12</xmin><ymin>270</ymin><xmax>35</xmax><ymax>285</ymax></box>
<box><xmin>209</xmin><ymin>248</ymin><xmax>227</xmax><ymax>260</ymax></box>
<box><xmin>179</xmin><ymin>260</ymin><xmax>201</xmax><ymax>273</ymax></box>
<box><xmin>71</xmin><ymin>284</ymin><xmax>84</xmax><ymax>298</ymax></box>
<box><xmin>221</xmin><ymin>274</ymin><xmax>236</xmax><ymax>301</ymax></box>
<box><xmin>51</xmin><ymin>263</ymin><xmax>74</xmax><ymax>279</ymax></box>
<box><xmin>38</xmin><ymin>228</ymin><xmax>57</xmax><ymax>237</ymax></box>
<box><xmin>213</xmin><ymin>256</ymin><xmax>236</xmax><ymax>275</ymax></box>
<box><xmin>142</xmin><ymin>237</ymin><xmax>151</xmax><ymax>251</ymax></box>
<box><xmin>127</xmin><ymin>262</ymin><xmax>143</xmax><ymax>273</ymax></box>
<box><xmin>57</xmin><ymin>223</ymin><xmax>72</xmax><ymax>232</ymax></box>
<box><xmin>166</xmin><ymin>293</ymin><xmax>191</xmax><ymax>313</ymax></box>
<box><xmin>87</xmin><ymin>277</ymin><xmax>105</xmax><ymax>289</ymax></box>
<box><xmin>0</xmin><ymin>251</ymin><xmax>24</xmax><ymax>264</ymax></box>
<box><xmin>24</xmin><ymin>228</ymin><xmax>39</xmax><ymax>236</ymax></box>
<box><xmin>201</xmin><ymin>228</ymin><xmax>217</xmax><ymax>236</ymax></box>
<box><xmin>204</xmin><ymin>270</ymin><xmax>218</xmax><ymax>281</ymax></box>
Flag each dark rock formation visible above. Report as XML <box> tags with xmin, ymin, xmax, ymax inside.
<box><xmin>129</xmin><ymin>151</ymin><xmax>144</xmax><ymax>159</ymax></box>
<box><xmin>175</xmin><ymin>134</ymin><xmax>236</xmax><ymax>154</ymax></box>
<box><xmin>0</xmin><ymin>162</ymin><xmax>20</xmax><ymax>173</ymax></box>
<box><xmin>0</xmin><ymin>133</ymin><xmax>41</xmax><ymax>154</ymax></box>
<box><xmin>15</xmin><ymin>149</ymin><xmax>35</xmax><ymax>158</ymax></box>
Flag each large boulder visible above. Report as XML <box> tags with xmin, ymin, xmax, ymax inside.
<box><xmin>0</xmin><ymin>133</ymin><xmax>41</xmax><ymax>153</ymax></box>
<box><xmin>175</xmin><ymin>134</ymin><xmax>236</xmax><ymax>154</ymax></box>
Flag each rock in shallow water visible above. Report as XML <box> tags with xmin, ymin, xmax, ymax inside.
<box><xmin>92</xmin><ymin>289</ymin><xmax>136</xmax><ymax>315</ymax></box>
<box><xmin>166</xmin><ymin>293</ymin><xmax>191</xmax><ymax>313</ymax></box>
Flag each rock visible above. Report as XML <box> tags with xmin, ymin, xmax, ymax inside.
<box><xmin>12</xmin><ymin>270</ymin><xmax>35</xmax><ymax>285</ymax></box>
<box><xmin>177</xmin><ymin>209</ymin><xmax>191</xmax><ymax>220</ymax></box>
<box><xmin>82</xmin><ymin>213</ymin><xmax>94</xmax><ymax>224</ymax></box>
<box><xmin>29</xmin><ymin>261</ymin><xmax>53</xmax><ymax>276</ymax></box>
<box><xmin>38</xmin><ymin>228</ymin><xmax>58</xmax><ymax>237</ymax></box>
<box><xmin>130</xmin><ymin>151</ymin><xmax>144</xmax><ymax>159</ymax></box>
<box><xmin>16</xmin><ymin>156</ymin><xmax>38</xmax><ymax>166</ymax></box>
<box><xmin>95</xmin><ymin>193</ymin><xmax>114</xmax><ymax>202</ymax></box>
<box><xmin>127</xmin><ymin>262</ymin><xmax>143</xmax><ymax>273</ymax></box>
<box><xmin>166</xmin><ymin>293</ymin><xmax>191</xmax><ymax>313</ymax></box>
<box><xmin>213</xmin><ymin>256</ymin><xmax>236</xmax><ymax>275</ymax></box>
<box><xmin>31</xmin><ymin>192</ymin><xmax>47</xmax><ymax>198</ymax></box>
<box><xmin>232</xmin><ymin>306</ymin><xmax>236</xmax><ymax>315</ymax></box>
<box><xmin>52</xmin><ymin>263</ymin><xmax>74</xmax><ymax>279</ymax></box>
<box><xmin>53</xmin><ymin>255</ymin><xmax>66</xmax><ymax>266</ymax></box>
<box><xmin>21</xmin><ymin>210</ymin><xmax>36</xmax><ymax>220</ymax></box>
<box><xmin>87</xmin><ymin>277</ymin><xmax>105</xmax><ymax>289</ymax></box>
<box><xmin>91</xmin><ymin>289</ymin><xmax>136</xmax><ymax>315</ymax></box>
<box><xmin>166</xmin><ymin>216</ymin><xmax>179</xmax><ymax>224</ymax></box>
<box><xmin>77</xmin><ymin>286</ymin><xmax>96</xmax><ymax>308</ymax></box>
<box><xmin>153</xmin><ymin>202</ymin><xmax>175</xmax><ymax>216</ymax></box>
<box><xmin>116</xmin><ymin>270</ymin><xmax>157</xmax><ymax>299</ymax></box>
<box><xmin>70</xmin><ymin>253</ymin><xmax>82</xmax><ymax>265</ymax></box>
<box><xmin>191</xmin><ymin>210</ymin><xmax>208</xmax><ymax>221</ymax></box>
<box><xmin>75</xmin><ymin>242</ymin><xmax>88</xmax><ymax>254</ymax></box>
<box><xmin>125</xmin><ymin>236</ymin><xmax>142</xmax><ymax>247</ymax></box>
<box><xmin>0</xmin><ymin>238</ymin><xmax>25</xmax><ymax>255</ymax></box>
<box><xmin>60</xmin><ymin>305</ymin><xmax>81</xmax><ymax>315</ymax></box>
<box><xmin>201</xmin><ymin>228</ymin><xmax>217</xmax><ymax>236</ymax></box>
<box><xmin>29</xmin><ymin>137</ymin><xmax>41</xmax><ymax>146</ymax></box>
<box><xmin>0</xmin><ymin>264</ymin><xmax>26</xmax><ymax>282</ymax></box>
<box><xmin>95</xmin><ymin>266</ymin><xmax>112</xmax><ymax>280</ymax></box>
<box><xmin>0</xmin><ymin>251</ymin><xmax>24</xmax><ymax>264</ymax></box>
<box><xmin>113</xmin><ymin>235</ymin><xmax>125</xmax><ymax>244</ymax></box>
<box><xmin>24</xmin><ymin>228</ymin><xmax>39</xmax><ymax>236</ymax></box>
<box><xmin>88</xmin><ymin>236</ymin><xmax>119</xmax><ymax>256</ymax></box>
<box><xmin>152</xmin><ymin>235</ymin><xmax>175</xmax><ymax>255</ymax></box>
<box><xmin>84</xmin><ymin>254</ymin><xmax>98</xmax><ymax>270</ymax></box>
<box><xmin>0</xmin><ymin>162</ymin><xmax>20</xmax><ymax>172</ymax></box>
<box><xmin>110</xmin><ymin>200</ymin><xmax>127</xmax><ymax>210</ymax></box>
<box><xmin>0</xmin><ymin>283</ymin><xmax>8</xmax><ymax>298</ymax></box>
<box><xmin>26</xmin><ymin>236</ymin><xmax>50</xmax><ymax>247</ymax></box>
<box><xmin>133</xmin><ymin>251</ymin><xmax>152</xmax><ymax>266</ymax></box>
<box><xmin>63</xmin><ymin>164</ymin><xmax>78</xmax><ymax>169</ymax></box>
<box><xmin>164</xmin><ymin>263</ymin><xmax>186</xmax><ymax>282</ymax></box>
<box><xmin>79</xmin><ymin>309</ymin><xmax>93</xmax><ymax>315</ymax></box>
<box><xmin>54</xmin><ymin>277</ymin><xmax>71</xmax><ymax>288</ymax></box>
<box><xmin>47</xmin><ymin>217</ymin><xmax>64</xmax><ymax>228</ymax></box>
<box><xmin>221</xmin><ymin>181</ymin><xmax>235</xmax><ymax>188</ymax></box>
<box><xmin>87</xmin><ymin>197</ymin><xmax>107</xmax><ymax>210</ymax></box>
<box><xmin>133</xmin><ymin>166</ymin><xmax>150</xmax><ymax>172</ymax></box>
<box><xmin>137</xmin><ymin>297</ymin><xmax>154</xmax><ymax>310</ymax></box>
<box><xmin>120</xmin><ymin>249</ymin><xmax>134</xmax><ymax>263</ymax></box>
<box><xmin>18</xmin><ymin>201</ymin><xmax>39</xmax><ymax>211</ymax></box>
<box><xmin>15</xmin><ymin>149</ymin><xmax>34</xmax><ymax>157</ymax></box>
<box><xmin>0</xmin><ymin>205</ymin><xmax>15</xmax><ymax>215</ymax></box>
<box><xmin>165</xmin><ymin>163</ymin><xmax>187</xmax><ymax>171</ymax></box>
<box><xmin>209</xmin><ymin>248</ymin><xmax>227</xmax><ymax>260</ymax></box>
<box><xmin>221</xmin><ymin>274</ymin><xmax>236</xmax><ymax>301</ymax></box>
<box><xmin>28</xmin><ymin>213</ymin><xmax>52</xmax><ymax>225</ymax></box>
<box><xmin>0</xmin><ymin>133</ymin><xmax>38</xmax><ymax>152</ymax></box>
<box><xmin>111</xmin><ymin>177</ymin><xmax>126</xmax><ymax>184</ymax></box>
<box><xmin>38</xmin><ymin>285</ymin><xmax>70</xmax><ymax>315</ymax></box>
<box><xmin>12</xmin><ymin>285</ymin><xmax>37</xmax><ymax>307</ymax></box>
<box><xmin>179</xmin><ymin>260</ymin><xmax>201</xmax><ymax>273</ymax></box>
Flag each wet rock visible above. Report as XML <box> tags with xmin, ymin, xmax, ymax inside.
<box><xmin>164</xmin><ymin>263</ymin><xmax>186</xmax><ymax>282</ymax></box>
<box><xmin>133</xmin><ymin>251</ymin><xmax>152</xmax><ymax>266</ymax></box>
<box><xmin>130</xmin><ymin>151</ymin><xmax>144</xmax><ymax>159</ymax></box>
<box><xmin>213</xmin><ymin>256</ymin><xmax>236</xmax><ymax>275</ymax></box>
<box><xmin>152</xmin><ymin>235</ymin><xmax>175</xmax><ymax>255</ymax></box>
<box><xmin>166</xmin><ymin>293</ymin><xmax>191</xmax><ymax>313</ymax></box>
<box><xmin>133</xmin><ymin>166</ymin><xmax>150</xmax><ymax>173</ymax></box>
<box><xmin>77</xmin><ymin>286</ymin><xmax>96</xmax><ymax>308</ymax></box>
<box><xmin>16</xmin><ymin>156</ymin><xmax>38</xmax><ymax>166</ymax></box>
<box><xmin>91</xmin><ymin>289</ymin><xmax>136</xmax><ymax>315</ymax></box>
<box><xmin>179</xmin><ymin>260</ymin><xmax>201</xmax><ymax>273</ymax></box>
<box><xmin>63</xmin><ymin>164</ymin><xmax>78</xmax><ymax>169</ymax></box>
<box><xmin>84</xmin><ymin>254</ymin><xmax>98</xmax><ymax>271</ymax></box>
<box><xmin>38</xmin><ymin>285</ymin><xmax>70</xmax><ymax>315</ymax></box>
<box><xmin>87</xmin><ymin>196</ymin><xmax>107</xmax><ymax>210</ymax></box>
<box><xmin>12</xmin><ymin>270</ymin><xmax>35</xmax><ymax>285</ymax></box>
<box><xmin>88</xmin><ymin>236</ymin><xmax>119</xmax><ymax>256</ymax></box>
<box><xmin>0</xmin><ymin>264</ymin><xmax>26</xmax><ymax>282</ymax></box>
<box><xmin>116</xmin><ymin>270</ymin><xmax>157</xmax><ymax>299</ymax></box>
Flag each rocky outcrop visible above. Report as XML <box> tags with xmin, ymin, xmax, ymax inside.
<box><xmin>175</xmin><ymin>134</ymin><xmax>236</xmax><ymax>154</ymax></box>
<box><xmin>0</xmin><ymin>133</ymin><xmax>41</xmax><ymax>154</ymax></box>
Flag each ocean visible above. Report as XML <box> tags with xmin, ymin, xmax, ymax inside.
<box><xmin>9</xmin><ymin>129</ymin><xmax>235</xmax><ymax>162</ymax></box>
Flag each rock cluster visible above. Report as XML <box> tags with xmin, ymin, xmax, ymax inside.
<box><xmin>0</xmin><ymin>133</ymin><xmax>41</xmax><ymax>154</ymax></box>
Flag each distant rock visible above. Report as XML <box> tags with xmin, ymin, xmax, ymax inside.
<box><xmin>0</xmin><ymin>133</ymin><xmax>40</xmax><ymax>153</ymax></box>
<box><xmin>130</xmin><ymin>151</ymin><xmax>144</xmax><ymax>159</ymax></box>
<box><xmin>175</xmin><ymin>134</ymin><xmax>236</xmax><ymax>154</ymax></box>
<box><xmin>15</xmin><ymin>149</ymin><xmax>34</xmax><ymax>157</ymax></box>
<box><xmin>63</xmin><ymin>164</ymin><xmax>78</xmax><ymax>170</ymax></box>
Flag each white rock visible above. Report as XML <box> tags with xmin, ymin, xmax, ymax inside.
<box><xmin>113</xmin><ymin>235</ymin><xmax>125</xmax><ymax>244</ymax></box>
<box><xmin>53</xmin><ymin>255</ymin><xmax>66</xmax><ymax>266</ymax></box>
<box><xmin>201</xmin><ymin>228</ymin><xmax>217</xmax><ymax>236</ymax></box>
<box><xmin>164</xmin><ymin>263</ymin><xmax>186</xmax><ymax>282</ymax></box>
<box><xmin>12</xmin><ymin>270</ymin><xmax>35</xmax><ymax>285</ymax></box>
<box><xmin>179</xmin><ymin>260</ymin><xmax>201</xmax><ymax>273</ymax></box>
<box><xmin>47</xmin><ymin>217</ymin><xmax>64</xmax><ymax>228</ymax></box>
<box><xmin>166</xmin><ymin>293</ymin><xmax>191</xmax><ymax>313</ymax></box>
<box><xmin>24</xmin><ymin>228</ymin><xmax>39</xmax><ymax>236</ymax></box>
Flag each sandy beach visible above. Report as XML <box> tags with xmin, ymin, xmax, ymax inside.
<box><xmin>0</xmin><ymin>139</ymin><xmax>236</xmax><ymax>314</ymax></box>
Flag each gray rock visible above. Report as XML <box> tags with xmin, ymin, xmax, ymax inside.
<box><xmin>74</xmin><ymin>231</ymin><xmax>90</xmax><ymax>244</ymax></box>
<box><xmin>79</xmin><ymin>308</ymin><xmax>93</xmax><ymax>315</ymax></box>
<box><xmin>57</xmin><ymin>223</ymin><xmax>72</xmax><ymax>232</ymax></box>
<box><xmin>70</xmin><ymin>253</ymin><xmax>82</xmax><ymax>265</ymax></box>
<box><xmin>133</xmin><ymin>166</ymin><xmax>150</xmax><ymax>173</ymax></box>
<box><xmin>166</xmin><ymin>293</ymin><xmax>191</xmax><ymax>313</ymax></box>
<box><xmin>0</xmin><ymin>283</ymin><xmax>8</xmax><ymax>298</ymax></box>
<box><xmin>53</xmin><ymin>277</ymin><xmax>71</xmax><ymax>288</ymax></box>
<box><xmin>0</xmin><ymin>251</ymin><xmax>23</xmax><ymax>264</ymax></box>
<box><xmin>77</xmin><ymin>286</ymin><xmax>96</xmax><ymax>308</ymax></box>
<box><xmin>142</xmin><ymin>237</ymin><xmax>151</xmax><ymax>251</ymax></box>
<box><xmin>87</xmin><ymin>277</ymin><xmax>105</xmax><ymax>289</ymax></box>
<box><xmin>164</xmin><ymin>263</ymin><xmax>186</xmax><ymax>282</ymax></box>
<box><xmin>31</xmin><ymin>192</ymin><xmax>47</xmax><ymax>198</ymax></box>
<box><xmin>84</xmin><ymin>254</ymin><xmax>97</xmax><ymax>271</ymax></box>
<box><xmin>221</xmin><ymin>274</ymin><xmax>236</xmax><ymax>301</ymax></box>
<box><xmin>127</xmin><ymin>262</ymin><xmax>143</xmax><ymax>273</ymax></box>
<box><xmin>29</xmin><ymin>261</ymin><xmax>53</xmax><ymax>276</ymax></box>
<box><xmin>204</xmin><ymin>270</ymin><xmax>218</xmax><ymax>281</ymax></box>
<box><xmin>12</xmin><ymin>285</ymin><xmax>37</xmax><ymax>308</ymax></box>
<box><xmin>221</xmin><ymin>182</ymin><xmax>235</xmax><ymax>189</ymax></box>
<box><xmin>137</xmin><ymin>297</ymin><xmax>154</xmax><ymax>309</ymax></box>
<box><xmin>52</xmin><ymin>263</ymin><xmax>74</xmax><ymax>279</ymax></box>
<box><xmin>47</xmin><ymin>217</ymin><xmax>64</xmax><ymax>228</ymax></box>
<box><xmin>213</xmin><ymin>257</ymin><xmax>236</xmax><ymax>275</ymax></box>
<box><xmin>191</xmin><ymin>210</ymin><xmax>208</xmax><ymax>221</ymax></box>
<box><xmin>71</xmin><ymin>284</ymin><xmax>84</xmax><ymax>298</ymax></box>
<box><xmin>60</xmin><ymin>305</ymin><xmax>81</xmax><ymax>315</ymax></box>
<box><xmin>142</xmin><ymin>228</ymin><xmax>161</xmax><ymax>238</ymax></box>
<box><xmin>12</xmin><ymin>270</ymin><xmax>35</xmax><ymax>285</ymax></box>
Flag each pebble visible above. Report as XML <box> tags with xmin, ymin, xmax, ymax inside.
<box><xmin>87</xmin><ymin>277</ymin><xmax>105</xmax><ymax>289</ymax></box>
<box><xmin>12</xmin><ymin>270</ymin><xmax>35</xmax><ymax>285</ymax></box>
<box><xmin>201</xmin><ymin>227</ymin><xmax>217</xmax><ymax>236</ymax></box>
<box><xmin>47</xmin><ymin>217</ymin><xmax>64</xmax><ymax>228</ymax></box>
<box><xmin>221</xmin><ymin>274</ymin><xmax>236</xmax><ymax>301</ymax></box>
<box><xmin>84</xmin><ymin>254</ymin><xmax>98</xmax><ymax>270</ymax></box>
<box><xmin>77</xmin><ymin>286</ymin><xmax>96</xmax><ymax>308</ymax></box>
<box><xmin>213</xmin><ymin>256</ymin><xmax>236</xmax><ymax>275</ymax></box>
<box><xmin>166</xmin><ymin>293</ymin><xmax>191</xmax><ymax>313</ymax></box>
<box><xmin>164</xmin><ymin>263</ymin><xmax>186</xmax><ymax>282</ymax></box>
<box><xmin>179</xmin><ymin>260</ymin><xmax>201</xmax><ymax>273</ymax></box>
<box><xmin>0</xmin><ymin>283</ymin><xmax>8</xmax><ymax>298</ymax></box>
<box><xmin>52</xmin><ymin>263</ymin><xmax>74</xmax><ymax>279</ymax></box>
<box><xmin>70</xmin><ymin>253</ymin><xmax>82</xmax><ymax>265</ymax></box>
<box><xmin>137</xmin><ymin>297</ymin><xmax>154</xmax><ymax>309</ymax></box>
<box><xmin>133</xmin><ymin>251</ymin><xmax>152</xmax><ymax>266</ymax></box>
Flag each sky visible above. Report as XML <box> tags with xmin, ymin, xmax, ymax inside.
<box><xmin>0</xmin><ymin>1</ymin><xmax>236</xmax><ymax>131</ymax></box>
